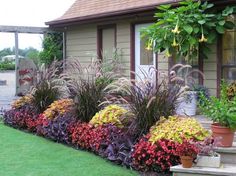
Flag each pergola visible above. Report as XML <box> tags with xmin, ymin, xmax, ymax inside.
<box><xmin>0</xmin><ymin>25</ymin><xmax>51</xmax><ymax>62</ymax></box>
<box><xmin>0</xmin><ymin>25</ymin><xmax>66</xmax><ymax>95</ymax></box>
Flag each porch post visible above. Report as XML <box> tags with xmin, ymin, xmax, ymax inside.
<box><xmin>62</xmin><ymin>31</ymin><xmax>66</xmax><ymax>70</ymax></box>
<box><xmin>14</xmin><ymin>31</ymin><xmax>19</xmax><ymax>96</ymax></box>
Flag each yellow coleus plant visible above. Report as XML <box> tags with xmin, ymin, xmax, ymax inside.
<box><xmin>227</xmin><ymin>81</ymin><xmax>236</xmax><ymax>100</ymax></box>
<box><xmin>43</xmin><ymin>99</ymin><xmax>74</xmax><ymax>119</ymax></box>
<box><xmin>149</xmin><ymin>116</ymin><xmax>210</xmax><ymax>144</ymax></box>
<box><xmin>12</xmin><ymin>94</ymin><xmax>33</xmax><ymax>109</ymax></box>
<box><xmin>90</xmin><ymin>105</ymin><xmax>127</xmax><ymax>128</ymax></box>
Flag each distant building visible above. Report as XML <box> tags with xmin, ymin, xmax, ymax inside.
<box><xmin>1</xmin><ymin>55</ymin><xmax>24</xmax><ymax>62</ymax></box>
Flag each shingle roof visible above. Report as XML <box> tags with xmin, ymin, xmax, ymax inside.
<box><xmin>46</xmin><ymin>0</ymin><xmax>176</xmax><ymax>26</ymax></box>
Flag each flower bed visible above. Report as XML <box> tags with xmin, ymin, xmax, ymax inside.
<box><xmin>2</xmin><ymin>59</ymin><xmax>214</xmax><ymax>174</ymax></box>
<box><xmin>3</xmin><ymin>97</ymin><xmax>211</xmax><ymax>174</ymax></box>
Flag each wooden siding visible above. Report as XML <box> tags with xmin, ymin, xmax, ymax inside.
<box><xmin>65</xmin><ymin>20</ymin><xmax>218</xmax><ymax>96</ymax></box>
<box><xmin>116</xmin><ymin>21</ymin><xmax>131</xmax><ymax>77</ymax></box>
<box><xmin>66</xmin><ymin>22</ymin><xmax>131</xmax><ymax>77</ymax></box>
<box><xmin>203</xmin><ymin>44</ymin><xmax>217</xmax><ymax>96</ymax></box>
<box><xmin>157</xmin><ymin>53</ymin><xmax>169</xmax><ymax>82</ymax></box>
<box><xmin>66</xmin><ymin>25</ymin><xmax>97</xmax><ymax>66</ymax></box>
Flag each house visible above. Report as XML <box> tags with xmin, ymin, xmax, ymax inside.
<box><xmin>1</xmin><ymin>55</ymin><xmax>24</xmax><ymax>62</ymax></box>
<box><xmin>46</xmin><ymin>0</ymin><xmax>236</xmax><ymax>96</ymax></box>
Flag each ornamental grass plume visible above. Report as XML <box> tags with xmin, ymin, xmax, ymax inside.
<box><xmin>104</xmin><ymin>68</ymin><xmax>181</xmax><ymax>139</ymax></box>
<box><xmin>30</xmin><ymin>61</ymin><xmax>69</xmax><ymax>113</ymax></box>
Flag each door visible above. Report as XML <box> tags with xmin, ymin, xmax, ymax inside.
<box><xmin>135</xmin><ymin>23</ymin><xmax>156</xmax><ymax>81</ymax></box>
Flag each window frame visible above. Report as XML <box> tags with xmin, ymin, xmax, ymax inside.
<box><xmin>217</xmin><ymin>14</ymin><xmax>236</xmax><ymax>95</ymax></box>
<box><xmin>97</xmin><ymin>24</ymin><xmax>117</xmax><ymax>61</ymax></box>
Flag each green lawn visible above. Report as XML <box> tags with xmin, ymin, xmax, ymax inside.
<box><xmin>0</xmin><ymin>123</ymin><xmax>137</xmax><ymax>176</ymax></box>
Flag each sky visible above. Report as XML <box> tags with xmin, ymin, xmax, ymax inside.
<box><xmin>0</xmin><ymin>0</ymin><xmax>75</xmax><ymax>50</ymax></box>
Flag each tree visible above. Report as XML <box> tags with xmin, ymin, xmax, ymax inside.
<box><xmin>26</xmin><ymin>47</ymin><xmax>40</xmax><ymax>66</ymax></box>
<box><xmin>0</xmin><ymin>48</ymin><xmax>13</xmax><ymax>59</ymax></box>
<box><xmin>142</xmin><ymin>0</ymin><xmax>236</xmax><ymax>61</ymax></box>
<box><xmin>39</xmin><ymin>32</ymin><xmax>63</xmax><ymax>65</ymax></box>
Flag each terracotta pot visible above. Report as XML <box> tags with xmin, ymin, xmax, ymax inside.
<box><xmin>211</xmin><ymin>123</ymin><xmax>235</xmax><ymax>147</ymax></box>
<box><xmin>180</xmin><ymin>156</ymin><xmax>193</xmax><ymax>168</ymax></box>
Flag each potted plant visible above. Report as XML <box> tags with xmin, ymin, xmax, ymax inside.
<box><xmin>199</xmin><ymin>83</ymin><xmax>236</xmax><ymax>147</ymax></box>
<box><xmin>175</xmin><ymin>86</ymin><xmax>197</xmax><ymax>116</ymax></box>
<box><xmin>169</xmin><ymin>64</ymin><xmax>204</xmax><ymax>116</ymax></box>
<box><xmin>176</xmin><ymin>139</ymin><xmax>199</xmax><ymax>168</ymax></box>
<box><xmin>195</xmin><ymin>137</ymin><xmax>221</xmax><ymax>168</ymax></box>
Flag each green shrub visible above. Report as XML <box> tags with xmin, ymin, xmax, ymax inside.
<box><xmin>0</xmin><ymin>61</ymin><xmax>15</xmax><ymax>70</ymax></box>
<box><xmin>39</xmin><ymin>32</ymin><xmax>63</xmax><ymax>65</ymax></box>
<box><xmin>199</xmin><ymin>83</ymin><xmax>236</xmax><ymax>130</ymax></box>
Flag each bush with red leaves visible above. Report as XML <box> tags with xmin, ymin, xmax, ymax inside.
<box><xmin>3</xmin><ymin>105</ymin><xmax>38</xmax><ymax>132</ymax></box>
<box><xmin>89</xmin><ymin>125</ymin><xmax>111</xmax><ymax>152</ymax></box>
<box><xmin>70</xmin><ymin>123</ymin><xmax>111</xmax><ymax>152</ymax></box>
<box><xmin>25</xmin><ymin>115</ymin><xmax>38</xmax><ymax>132</ymax></box>
<box><xmin>132</xmin><ymin>136</ymin><xmax>180</xmax><ymax>172</ymax></box>
<box><xmin>71</xmin><ymin>123</ymin><xmax>93</xmax><ymax>149</ymax></box>
<box><xmin>175</xmin><ymin>139</ymin><xmax>199</xmax><ymax>157</ymax></box>
<box><xmin>35</xmin><ymin>114</ymin><xmax>49</xmax><ymax>136</ymax></box>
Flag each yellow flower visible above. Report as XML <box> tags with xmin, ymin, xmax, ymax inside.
<box><xmin>165</xmin><ymin>50</ymin><xmax>172</xmax><ymax>57</ymax></box>
<box><xmin>145</xmin><ymin>39</ymin><xmax>153</xmax><ymax>51</ymax></box>
<box><xmin>199</xmin><ymin>33</ymin><xmax>207</xmax><ymax>43</ymax></box>
<box><xmin>171</xmin><ymin>37</ymin><xmax>179</xmax><ymax>47</ymax></box>
<box><xmin>171</xmin><ymin>24</ymin><xmax>180</xmax><ymax>34</ymax></box>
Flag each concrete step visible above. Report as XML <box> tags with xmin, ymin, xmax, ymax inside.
<box><xmin>215</xmin><ymin>143</ymin><xmax>236</xmax><ymax>164</ymax></box>
<box><xmin>170</xmin><ymin>163</ymin><xmax>236</xmax><ymax>176</ymax></box>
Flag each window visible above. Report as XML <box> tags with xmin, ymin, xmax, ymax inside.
<box><xmin>222</xmin><ymin>14</ymin><xmax>236</xmax><ymax>83</ymax></box>
<box><xmin>97</xmin><ymin>25</ymin><xmax>116</xmax><ymax>61</ymax></box>
<box><xmin>140</xmin><ymin>35</ymin><xmax>154</xmax><ymax>65</ymax></box>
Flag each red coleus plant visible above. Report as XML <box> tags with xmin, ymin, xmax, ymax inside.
<box><xmin>70</xmin><ymin>123</ymin><xmax>111</xmax><ymax>152</ymax></box>
<box><xmin>89</xmin><ymin>125</ymin><xmax>111</xmax><ymax>152</ymax></box>
<box><xmin>35</xmin><ymin>114</ymin><xmax>49</xmax><ymax>136</ymax></box>
<box><xmin>132</xmin><ymin>135</ymin><xmax>180</xmax><ymax>172</ymax></box>
<box><xmin>25</xmin><ymin>115</ymin><xmax>38</xmax><ymax>132</ymax></box>
<box><xmin>175</xmin><ymin>139</ymin><xmax>199</xmax><ymax>157</ymax></box>
<box><xmin>3</xmin><ymin>105</ymin><xmax>39</xmax><ymax>132</ymax></box>
<box><xmin>71</xmin><ymin>123</ymin><xmax>94</xmax><ymax>149</ymax></box>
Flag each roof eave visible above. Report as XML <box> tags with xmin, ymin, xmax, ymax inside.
<box><xmin>46</xmin><ymin>1</ymin><xmax>177</xmax><ymax>27</ymax></box>
<box><xmin>46</xmin><ymin>0</ymin><xmax>236</xmax><ymax>28</ymax></box>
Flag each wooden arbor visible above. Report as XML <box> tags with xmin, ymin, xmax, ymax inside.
<box><xmin>0</xmin><ymin>25</ymin><xmax>65</xmax><ymax>95</ymax></box>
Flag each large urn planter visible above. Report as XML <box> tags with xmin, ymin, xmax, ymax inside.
<box><xmin>176</xmin><ymin>91</ymin><xmax>197</xmax><ymax>116</ymax></box>
<box><xmin>211</xmin><ymin>123</ymin><xmax>235</xmax><ymax>147</ymax></box>
<box><xmin>196</xmin><ymin>153</ymin><xmax>221</xmax><ymax>168</ymax></box>
<box><xmin>180</xmin><ymin>156</ymin><xmax>194</xmax><ymax>168</ymax></box>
